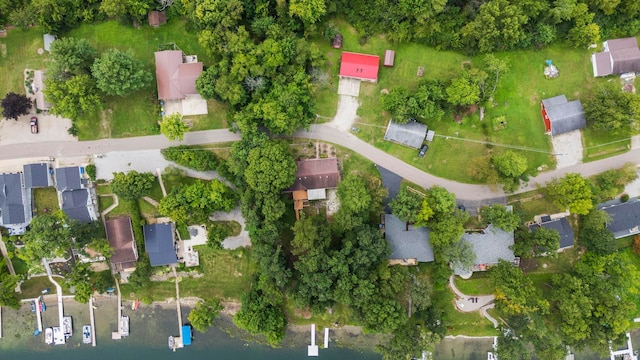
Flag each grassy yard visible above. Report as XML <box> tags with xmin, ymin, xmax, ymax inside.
<box><xmin>311</xmin><ymin>20</ymin><xmax>622</xmax><ymax>183</ymax></box>
<box><xmin>454</xmin><ymin>272</ymin><xmax>496</xmax><ymax>296</ymax></box>
<box><xmin>20</xmin><ymin>276</ymin><xmax>72</xmax><ymax>299</ymax></box>
<box><xmin>437</xmin><ymin>288</ymin><xmax>499</xmax><ymax>336</ymax></box>
<box><xmin>582</xmin><ymin>127</ymin><xmax>631</xmax><ymax>161</ymax></box>
<box><xmin>98</xmin><ymin>195</ymin><xmax>114</xmax><ymax>213</ymax></box>
<box><xmin>32</xmin><ymin>188</ymin><xmax>59</xmax><ymax>215</ymax></box>
<box><xmin>509</xmin><ymin>189</ymin><xmax>561</xmax><ymax>222</ymax></box>
<box><xmin>122</xmin><ymin>247</ymin><xmax>255</xmax><ymax>301</ymax></box>
<box><xmin>0</xmin><ymin>20</ymin><xmax>229</xmax><ymax>140</ymax></box>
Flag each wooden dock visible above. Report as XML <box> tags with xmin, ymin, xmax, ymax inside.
<box><xmin>89</xmin><ymin>297</ymin><xmax>96</xmax><ymax>346</ymax></box>
<box><xmin>307</xmin><ymin>324</ymin><xmax>318</xmax><ymax>356</ymax></box>
<box><xmin>112</xmin><ymin>279</ymin><xmax>123</xmax><ymax>340</ymax></box>
<box><xmin>34</xmin><ymin>297</ymin><xmax>42</xmax><ymax>332</ymax></box>
<box><xmin>42</xmin><ymin>258</ymin><xmax>64</xmax><ymax>344</ymax></box>
<box><xmin>324</xmin><ymin>327</ymin><xmax>329</xmax><ymax>348</ymax></box>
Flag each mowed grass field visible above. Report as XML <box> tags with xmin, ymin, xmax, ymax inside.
<box><xmin>313</xmin><ymin>20</ymin><xmax>627</xmax><ymax>183</ymax></box>
<box><xmin>0</xmin><ymin>21</ymin><xmax>228</xmax><ymax>140</ymax></box>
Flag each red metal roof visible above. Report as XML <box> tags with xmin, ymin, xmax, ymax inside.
<box><xmin>339</xmin><ymin>52</ymin><xmax>380</xmax><ymax>81</ymax></box>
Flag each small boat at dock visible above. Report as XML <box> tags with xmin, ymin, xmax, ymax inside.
<box><xmin>82</xmin><ymin>325</ymin><xmax>91</xmax><ymax>344</ymax></box>
<box><xmin>45</xmin><ymin>328</ymin><xmax>53</xmax><ymax>344</ymax></box>
<box><xmin>168</xmin><ymin>335</ymin><xmax>175</xmax><ymax>350</ymax></box>
<box><xmin>120</xmin><ymin>316</ymin><xmax>129</xmax><ymax>337</ymax></box>
<box><xmin>63</xmin><ymin>316</ymin><xmax>73</xmax><ymax>339</ymax></box>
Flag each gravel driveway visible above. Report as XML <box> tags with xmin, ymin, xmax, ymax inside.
<box><xmin>0</xmin><ymin>113</ymin><xmax>76</xmax><ymax>145</ymax></box>
<box><xmin>327</xmin><ymin>95</ymin><xmax>360</xmax><ymax>131</ymax></box>
<box><xmin>551</xmin><ymin>130</ymin><xmax>583</xmax><ymax>168</ymax></box>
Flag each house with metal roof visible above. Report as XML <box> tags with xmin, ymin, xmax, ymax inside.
<box><xmin>339</xmin><ymin>52</ymin><xmax>380</xmax><ymax>82</ymax></box>
<box><xmin>528</xmin><ymin>215</ymin><xmax>575</xmax><ymax>252</ymax></box>
<box><xmin>0</xmin><ymin>173</ymin><xmax>29</xmax><ymax>233</ymax></box>
<box><xmin>591</xmin><ymin>37</ymin><xmax>640</xmax><ymax>77</ymax></box>
<box><xmin>106</xmin><ymin>216</ymin><xmax>138</xmax><ymax>275</ymax></box>
<box><xmin>599</xmin><ymin>198</ymin><xmax>640</xmax><ymax>239</ymax></box>
<box><xmin>384</xmin><ymin>214</ymin><xmax>434</xmax><ymax>265</ymax></box>
<box><xmin>144</xmin><ymin>222</ymin><xmax>178</xmax><ymax>266</ymax></box>
<box><xmin>383</xmin><ymin>119</ymin><xmax>428</xmax><ymax>149</ymax></box>
<box><xmin>454</xmin><ymin>225</ymin><xmax>517</xmax><ymax>279</ymax></box>
<box><xmin>541</xmin><ymin>95</ymin><xmax>586</xmax><ymax>136</ymax></box>
<box><xmin>154</xmin><ymin>50</ymin><xmax>203</xmax><ymax>100</ymax></box>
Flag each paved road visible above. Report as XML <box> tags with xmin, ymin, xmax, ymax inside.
<box><xmin>0</xmin><ymin>125</ymin><xmax>638</xmax><ymax>201</ymax></box>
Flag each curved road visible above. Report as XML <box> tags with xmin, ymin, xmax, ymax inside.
<box><xmin>0</xmin><ymin>124</ymin><xmax>637</xmax><ymax>201</ymax></box>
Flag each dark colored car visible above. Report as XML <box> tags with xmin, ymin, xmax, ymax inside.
<box><xmin>418</xmin><ymin>145</ymin><xmax>429</xmax><ymax>158</ymax></box>
<box><xmin>30</xmin><ymin>117</ymin><xmax>38</xmax><ymax>134</ymax></box>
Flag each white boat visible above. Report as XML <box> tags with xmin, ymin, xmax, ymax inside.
<box><xmin>53</xmin><ymin>327</ymin><xmax>65</xmax><ymax>345</ymax></box>
<box><xmin>120</xmin><ymin>316</ymin><xmax>129</xmax><ymax>337</ymax></box>
<box><xmin>82</xmin><ymin>325</ymin><xmax>91</xmax><ymax>344</ymax></box>
<box><xmin>44</xmin><ymin>327</ymin><xmax>53</xmax><ymax>344</ymax></box>
<box><xmin>168</xmin><ymin>335</ymin><xmax>175</xmax><ymax>350</ymax></box>
<box><xmin>63</xmin><ymin>316</ymin><xmax>73</xmax><ymax>338</ymax></box>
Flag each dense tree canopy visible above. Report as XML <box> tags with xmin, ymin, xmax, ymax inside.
<box><xmin>160</xmin><ymin>113</ymin><xmax>190</xmax><ymax>141</ymax></box>
<box><xmin>159</xmin><ymin>179</ymin><xmax>237</xmax><ymax>224</ymax></box>
<box><xmin>389</xmin><ymin>186</ymin><xmax>423</xmax><ymax>226</ymax></box>
<box><xmin>584</xmin><ymin>82</ymin><xmax>640</xmax><ymax>136</ymax></box>
<box><xmin>544</xmin><ymin>173</ymin><xmax>594</xmax><ymax>215</ymax></box>
<box><xmin>491</xmin><ymin>260</ymin><xmax>549</xmax><ymax>317</ymax></box>
<box><xmin>92</xmin><ymin>49</ymin><xmax>152</xmax><ymax>96</ymax></box>
<box><xmin>188</xmin><ymin>299</ymin><xmax>223</xmax><ymax>333</ymax></box>
<box><xmin>19</xmin><ymin>212</ymin><xmax>71</xmax><ymax>264</ymax></box>
<box><xmin>244</xmin><ymin>140</ymin><xmax>296</xmax><ymax>195</ymax></box>
<box><xmin>480</xmin><ymin>204</ymin><xmax>521</xmax><ymax>232</ymax></box>
<box><xmin>44</xmin><ymin>74</ymin><xmax>102</xmax><ymax>120</ymax></box>
<box><xmin>110</xmin><ymin>171</ymin><xmax>156</xmax><ymax>201</ymax></box>
<box><xmin>48</xmin><ymin>37</ymin><xmax>97</xmax><ymax>79</ymax></box>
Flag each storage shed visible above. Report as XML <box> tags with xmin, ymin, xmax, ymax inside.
<box><xmin>384</xmin><ymin>50</ymin><xmax>395</xmax><ymax>67</ymax></box>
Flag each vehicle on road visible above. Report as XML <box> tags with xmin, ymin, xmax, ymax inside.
<box><xmin>418</xmin><ymin>145</ymin><xmax>429</xmax><ymax>158</ymax></box>
<box><xmin>30</xmin><ymin>117</ymin><xmax>38</xmax><ymax>134</ymax></box>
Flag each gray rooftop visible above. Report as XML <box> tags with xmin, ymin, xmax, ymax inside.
<box><xmin>43</xmin><ymin>34</ymin><xmax>56</xmax><ymax>52</ymax></box>
<box><xmin>529</xmin><ymin>217</ymin><xmax>575</xmax><ymax>250</ymax></box>
<box><xmin>384</xmin><ymin>214</ymin><xmax>434</xmax><ymax>262</ymax></box>
<box><xmin>541</xmin><ymin>95</ymin><xmax>586</xmax><ymax>135</ymax></box>
<box><xmin>55</xmin><ymin>167</ymin><xmax>82</xmax><ymax>191</ymax></box>
<box><xmin>0</xmin><ymin>173</ymin><xmax>26</xmax><ymax>225</ymax></box>
<box><xmin>144</xmin><ymin>223</ymin><xmax>178</xmax><ymax>266</ymax></box>
<box><xmin>599</xmin><ymin>199</ymin><xmax>640</xmax><ymax>239</ymax></box>
<box><xmin>23</xmin><ymin>163</ymin><xmax>51</xmax><ymax>188</ymax></box>
<box><xmin>61</xmin><ymin>189</ymin><xmax>92</xmax><ymax>223</ymax></box>
<box><xmin>454</xmin><ymin>224</ymin><xmax>515</xmax><ymax>275</ymax></box>
<box><xmin>384</xmin><ymin>120</ymin><xmax>427</xmax><ymax>149</ymax></box>
<box><xmin>593</xmin><ymin>38</ymin><xmax>640</xmax><ymax>77</ymax></box>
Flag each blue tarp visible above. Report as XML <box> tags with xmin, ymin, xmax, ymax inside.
<box><xmin>182</xmin><ymin>325</ymin><xmax>192</xmax><ymax>346</ymax></box>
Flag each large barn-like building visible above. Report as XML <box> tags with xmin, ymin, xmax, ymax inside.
<box><xmin>339</xmin><ymin>52</ymin><xmax>380</xmax><ymax>82</ymax></box>
<box><xmin>541</xmin><ymin>95</ymin><xmax>586</xmax><ymax>136</ymax></box>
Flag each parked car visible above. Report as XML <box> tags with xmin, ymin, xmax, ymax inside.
<box><xmin>418</xmin><ymin>145</ymin><xmax>429</xmax><ymax>158</ymax></box>
<box><xmin>30</xmin><ymin>117</ymin><xmax>38</xmax><ymax>134</ymax></box>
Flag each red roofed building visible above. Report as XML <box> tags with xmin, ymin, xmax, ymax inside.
<box><xmin>339</xmin><ymin>52</ymin><xmax>380</xmax><ymax>82</ymax></box>
<box><xmin>154</xmin><ymin>50</ymin><xmax>203</xmax><ymax>100</ymax></box>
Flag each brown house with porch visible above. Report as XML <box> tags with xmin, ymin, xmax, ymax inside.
<box><xmin>105</xmin><ymin>216</ymin><xmax>139</xmax><ymax>275</ymax></box>
<box><xmin>286</xmin><ymin>158</ymin><xmax>340</xmax><ymax>219</ymax></box>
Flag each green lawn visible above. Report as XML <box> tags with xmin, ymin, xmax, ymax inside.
<box><xmin>437</xmin><ymin>288</ymin><xmax>499</xmax><ymax>336</ymax></box>
<box><xmin>454</xmin><ymin>272</ymin><xmax>496</xmax><ymax>296</ymax></box>
<box><xmin>0</xmin><ymin>29</ymin><xmax>48</xmax><ymax>96</ymax></box>
<box><xmin>311</xmin><ymin>20</ymin><xmax>623</xmax><ymax>183</ymax></box>
<box><xmin>582</xmin><ymin>127</ymin><xmax>631</xmax><ymax>161</ymax></box>
<box><xmin>138</xmin><ymin>198</ymin><xmax>160</xmax><ymax>217</ymax></box>
<box><xmin>98</xmin><ymin>195</ymin><xmax>114</xmax><ymax>213</ymax></box>
<box><xmin>122</xmin><ymin>247</ymin><xmax>255</xmax><ymax>301</ymax></box>
<box><xmin>20</xmin><ymin>276</ymin><xmax>71</xmax><ymax>299</ymax></box>
<box><xmin>32</xmin><ymin>188</ymin><xmax>59</xmax><ymax>215</ymax></box>
<box><xmin>63</xmin><ymin>20</ymin><xmax>226</xmax><ymax>139</ymax></box>
<box><xmin>509</xmin><ymin>189</ymin><xmax>561</xmax><ymax>222</ymax></box>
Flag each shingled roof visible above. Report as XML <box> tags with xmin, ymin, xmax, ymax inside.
<box><xmin>23</xmin><ymin>163</ymin><xmax>50</xmax><ymax>188</ymax></box>
<box><xmin>61</xmin><ymin>189</ymin><xmax>92</xmax><ymax>223</ymax></box>
<box><xmin>599</xmin><ymin>199</ymin><xmax>640</xmax><ymax>239</ymax></box>
<box><xmin>384</xmin><ymin>120</ymin><xmax>427</xmax><ymax>149</ymax></box>
<box><xmin>0</xmin><ymin>173</ymin><xmax>26</xmax><ymax>225</ymax></box>
<box><xmin>529</xmin><ymin>217</ymin><xmax>575</xmax><ymax>250</ymax></box>
<box><xmin>106</xmin><ymin>216</ymin><xmax>138</xmax><ymax>271</ymax></box>
<box><xmin>385</xmin><ymin>214</ymin><xmax>434</xmax><ymax>262</ymax></box>
<box><xmin>592</xmin><ymin>37</ymin><xmax>640</xmax><ymax>77</ymax></box>
<box><xmin>55</xmin><ymin>167</ymin><xmax>82</xmax><ymax>191</ymax></box>
<box><xmin>454</xmin><ymin>225</ymin><xmax>515</xmax><ymax>277</ymax></box>
<box><xmin>541</xmin><ymin>95</ymin><xmax>586</xmax><ymax>136</ymax></box>
<box><xmin>154</xmin><ymin>50</ymin><xmax>203</xmax><ymax>100</ymax></box>
<box><xmin>288</xmin><ymin>158</ymin><xmax>340</xmax><ymax>192</ymax></box>
<box><xmin>144</xmin><ymin>223</ymin><xmax>178</xmax><ymax>266</ymax></box>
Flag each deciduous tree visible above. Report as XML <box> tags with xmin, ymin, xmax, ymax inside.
<box><xmin>48</xmin><ymin>37</ymin><xmax>97</xmax><ymax>79</ymax></box>
<box><xmin>188</xmin><ymin>299</ymin><xmax>223</xmax><ymax>333</ymax></box>
<box><xmin>19</xmin><ymin>212</ymin><xmax>71</xmax><ymax>264</ymax></box>
<box><xmin>480</xmin><ymin>204</ymin><xmax>521</xmax><ymax>231</ymax></box>
<box><xmin>544</xmin><ymin>173</ymin><xmax>594</xmax><ymax>215</ymax></box>
<box><xmin>389</xmin><ymin>187</ymin><xmax>423</xmax><ymax>227</ymax></box>
<box><xmin>110</xmin><ymin>171</ymin><xmax>155</xmax><ymax>201</ymax></box>
<box><xmin>244</xmin><ymin>140</ymin><xmax>296</xmax><ymax>194</ymax></box>
<box><xmin>492</xmin><ymin>151</ymin><xmax>528</xmax><ymax>179</ymax></box>
<box><xmin>584</xmin><ymin>82</ymin><xmax>640</xmax><ymax>136</ymax></box>
<box><xmin>44</xmin><ymin>74</ymin><xmax>102</xmax><ymax>120</ymax></box>
<box><xmin>289</xmin><ymin>0</ymin><xmax>326</xmax><ymax>24</ymax></box>
<box><xmin>1</xmin><ymin>92</ymin><xmax>31</xmax><ymax>120</ymax></box>
<box><xmin>429</xmin><ymin>210</ymin><xmax>468</xmax><ymax>248</ymax></box>
<box><xmin>490</xmin><ymin>260</ymin><xmax>549</xmax><ymax>317</ymax></box>
<box><xmin>160</xmin><ymin>113</ymin><xmax>190</xmax><ymax>141</ymax></box>
<box><xmin>446</xmin><ymin>68</ymin><xmax>487</xmax><ymax>106</ymax></box>
<box><xmin>441</xmin><ymin>239</ymin><xmax>476</xmax><ymax>274</ymax></box>
<box><xmin>461</xmin><ymin>0</ymin><xmax>529</xmax><ymax>52</ymax></box>
<box><xmin>92</xmin><ymin>49</ymin><xmax>152</xmax><ymax>96</ymax></box>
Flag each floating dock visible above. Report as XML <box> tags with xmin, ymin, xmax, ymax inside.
<box><xmin>308</xmin><ymin>324</ymin><xmax>318</xmax><ymax>356</ymax></box>
<box><xmin>34</xmin><ymin>297</ymin><xmax>43</xmax><ymax>333</ymax></box>
<box><xmin>89</xmin><ymin>297</ymin><xmax>96</xmax><ymax>346</ymax></box>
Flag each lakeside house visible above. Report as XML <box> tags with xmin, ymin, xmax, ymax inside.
<box><xmin>383</xmin><ymin>213</ymin><xmax>434</xmax><ymax>266</ymax></box>
<box><xmin>598</xmin><ymin>198</ymin><xmax>640</xmax><ymax>239</ymax></box>
<box><xmin>454</xmin><ymin>225</ymin><xmax>518</xmax><ymax>279</ymax></box>
<box><xmin>55</xmin><ymin>166</ymin><xmax>97</xmax><ymax>223</ymax></box>
<box><xmin>143</xmin><ymin>222</ymin><xmax>178</xmax><ymax>267</ymax></box>
<box><xmin>541</xmin><ymin>95</ymin><xmax>586</xmax><ymax>136</ymax></box>
<box><xmin>286</xmin><ymin>158</ymin><xmax>340</xmax><ymax>220</ymax></box>
<box><xmin>106</xmin><ymin>216</ymin><xmax>139</xmax><ymax>277</ymax></box>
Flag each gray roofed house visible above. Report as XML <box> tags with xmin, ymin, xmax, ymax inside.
<box><xmin>591</xmin><ymin>37</ymin><xmax>640</xmax><ymax>77</ymax></box>
<box><xmin>61</xmin><ymin>189</ymin><xmax>93</xmax><ymax>223</ymax></box>
<box><xmin>0</xmin><ymin>173</ymin><xmax>27</xmax><ymax>226</ymax></box>
<box><xmin>528</xmin><ymin>216</ymin><xmax>575</xmax><ymax>251</ymax></box>
<box><xmin>144</xmin><ymin>223</ymin><xmax>178</xmax><ymax>266</ymax></box>
<box><xmin>599</xmin><ymin>199</ymin><xmax>640</xmax><ymax>239</ymax></box>
<box><xmin>23</xmin><ymin>163</ymin><xmax>51</xmax><ymax>188</ymax></box>
<box><xmin>55</xmin><ymin>167</ymin><xmax>82</xmax><ymax>191</ymax></box>
<box><xmin>384</xmin><ymin>214</ymin><xmax>434</xmax><ymax>264</ymax></box>
<box><xmin>541</xmin><ymin>95</ymin><xmax>586</xmax><ymax>136</ymax></box>
<box><xmin>454</xmin><ymin>224</ymin><xmax>517</xmax><ymax>278</ymax></box>
<box><xmin>384</xmin><ymin>120</ymin><xmax>428</xmax><ymax>149</ymax></box>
